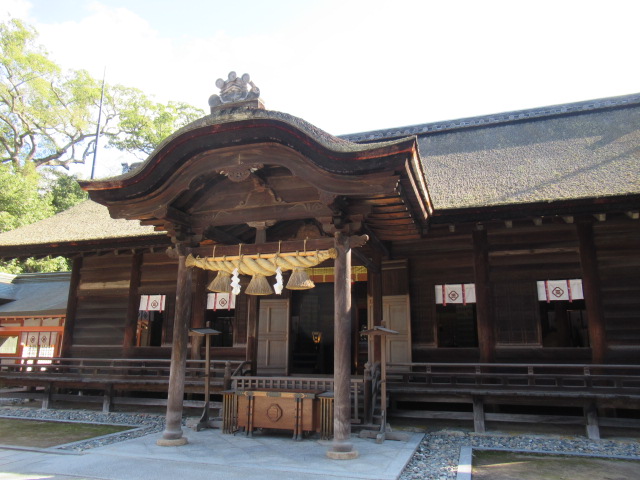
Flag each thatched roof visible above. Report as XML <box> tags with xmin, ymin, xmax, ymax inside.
<box><xmin>0</xmin><ymin>272</ymin><xmax>70</xmax><ymax>316</ymax></box>
<box><xmin>343</xmin><ymin>93</ymin><xmax>640</xmax><ymax>211</ymax></box>
<box><xmin>1</xmin><ymin>92</ymin><xmax>639</xmax><ymax>259</ymax></box>
<box><xmin>0</xmin><ymin>200</ymin><xmax>167</xmax><ymax>258</ymax></box>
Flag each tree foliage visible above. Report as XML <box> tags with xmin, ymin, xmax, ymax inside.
<box><xmin>0</xmin><ymin>163</ymin><xmax>88</xmax><ymax>274</ymax></box>
<box><xmin>0</xmin><ymin>18</ymin><xmax>204</xmax><ymax>169</ymax></box>
<box><xmin>0</xmin><ymin>18</ymin><xmax>205</xmax><ymax>274</ymax></box>
<box><xmin>0</xmin><ymin>162</ymin><xmax>52</xmax><ymax>232</ymax></box>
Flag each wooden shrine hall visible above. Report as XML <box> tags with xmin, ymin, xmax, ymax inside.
<box><xmin>1</xmin><ymin>74</ymin><xmax>640</xmax><ymax>452</ymax></box>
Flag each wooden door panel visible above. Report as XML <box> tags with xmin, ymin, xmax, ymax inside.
<box><xmin>383</xmin><ymin>295</ymin><xmax>411</xmax><ymax>365</ymax></box>
<box><xmin>257</xmin><ymin>299</ymin><xmax>289</xmax><ymax>374</ymax></box>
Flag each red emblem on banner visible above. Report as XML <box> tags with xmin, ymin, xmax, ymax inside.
<box><xmin>552</xmin><ymin>287</ymin><xmax>565</xmax><ymax>298</ymax></box>
<box><xmin>448</xmin><ymin>290</ymin><xmax>460</xmax><ymax>302</ymax></box>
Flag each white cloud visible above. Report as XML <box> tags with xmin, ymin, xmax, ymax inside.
<box><xmin>0</xmin><ymin>0</ymin><xmax>31</xmax><ymax>21</ymax></box>
<box><xmin>5</xmin><ymin>0</ymin><xmax>640</xmax><ymax>177</ymax></box>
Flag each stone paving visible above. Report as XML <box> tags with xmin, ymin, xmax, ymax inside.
<box><xmin>1</xmin><ymin>406</ymin><xmax>639</xmax><ymax>479</ymax></box>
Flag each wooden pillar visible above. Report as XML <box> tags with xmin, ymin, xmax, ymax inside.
<box><xmin>577</xmin><ymin>222</ymin><xmax>607</xmax><ymax>364</ymax></box>
<box><xmin>367</xmin><ymin>250</ymin><xmax>383</xmax><ymax>364</ymax></box>
<box><xmin>190</xmin><ymin>268</ymin><xmax>208</xmax><ymax>360</ymax></box>
<box><xmin>123</xmin><ymin>252</ymin><xmax>143</xmax><ymax>352</ymax></box>
<box><xmin>472</xmin><ymin>396</ymin><xmax>486</xmax><ymax>433</ymax></box>
<box><xmin>41</xmin><ymin>383</ymin><xmax>52</xmax><ymax>410</ymax></box>
<box><xmin>245</xmin><ymin>224</ymin><xmax>267</xmax><ymax>374</ymax></box>
<box><xmin>327</xmin><ymin>232</ymin><xmax>359</xmax><ymax>459</ymax></box>
<box><xmin>103</xmin><ymin>385</ymin><xmax>113</xmax><ymax>413</ymax></box>
<box><xmin>246</xmin><ymin>296</ymin><xmax>259</xmax><ymax>375</ymax></box>
<box><xmin>473</xmin><ymin>229</ymin><xmax>495</xmax><ymax>362</ymax></box>
<box><xmin>157</xmin><ymin>247</ymin><xmax>192</xmax><ymax>446</ymax></box>
<box><xmin>60</xmin><ymin>256</ymin><xmax>82</xmax><ymax>358</ymax></box>
<box><xmin>584</xmin><ymin>401</ymin><xmax>601</xmax><ymax>440</ymax></box>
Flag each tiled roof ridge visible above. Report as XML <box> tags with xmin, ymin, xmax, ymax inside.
<box><xmin>341</xmin><ymin>92</ymin><xmax>640</xmax><ymax>142</ymax></box>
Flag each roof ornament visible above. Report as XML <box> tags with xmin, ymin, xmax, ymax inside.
<box><xmin>208</xmin><ymin>71</ymin><xmax>264</xmax><ymax>112</ymax></box>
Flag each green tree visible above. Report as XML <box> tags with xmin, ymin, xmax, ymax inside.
<box><xmin>0</xmin><ymin>18</ymin><xmax>204</xmax><ymax>169</ymax></box>
<box><xmin>0</xmin><ymin>18</ymin><xmax>204</xmax><ymax>274</ymax></box>
<box><xmin>46</xmin><ymin>169</ymin><xmax>88</xmax><ymax>213</ymax></box>
<box><xmin>0</xmin><ymin>162</ymin><xmax>52</xmax><ymax>232</ymax></box>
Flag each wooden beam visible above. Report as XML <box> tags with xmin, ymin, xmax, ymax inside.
<box><xmin>576</xmin><ymin>222</ymin><xmax>607</xmax><ymax>364</ymax></box>
<box><xmin>593</xmin><ymin>213</ymin><xmax>606</xmax><ymax>222</ymax></box>
<box><xmin>122</xmin><ymin>252</ymin><xmax>143</xmax><ymax>351</ymax></box>
<box><xmin>562</xmin><ymin>215</ymin><xmax>574</xmax><ymax>224</ymax></box>
<box><xmin>207</xmin><ymin>227</ymin><xmax>244</xmax><ymax>245</ymax></box>
<box><xmin>195</xmin><ymin>238</ymin><xmax>337</xmax><ymax>257</ymax></box>
<box><xmin>626</xmin><ymin>211</ymin><xmax>639</xmax><ymax>220</ymax></box>
<box><xmin>473</xmin><ymin>229</ymin><xmax>495</xmax><ymax>363</ymax></box>
<box><xmin>352</xmin><ymin>249</ymin><xmax>379</xmax><ymax>273</ymax></box>
<box><xmin>60</xmin><ymin>257</ymin><xmax>82</xmax><ymax>358</ymax></box>
<box><xmin>191</xmin><ymin>202</ymin><xmax>334</xmax><ymax>229</ymax></box>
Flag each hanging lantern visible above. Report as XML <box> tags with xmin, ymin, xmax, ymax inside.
<box><xmin>207</xmin><ymin>271</ymin><xmax>232</xmax><ymax>293</ymax></box>
<box><xmin>286</xmin><ymin>267</ymin><xmax>315</xmax><ymax>290</ymax></box>
<box><xmin>246</xmin><ymin>274</ymin><xmax>274</xmax><ymax>295</ymax></box>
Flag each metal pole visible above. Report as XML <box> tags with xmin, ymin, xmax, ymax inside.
<box><xmin>90</xmin><ymin>67</ymin><xmax>106</xmax><ymax>180</ymax></box>
<box><xmin>197</xmin><ymin>326</ymin><xmax>212</xmax><ymax>429</ymax></box>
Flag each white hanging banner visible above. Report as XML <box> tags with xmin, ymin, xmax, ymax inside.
<box><xmin>207</xmin><ymin>293</ymin><xmax>236</xmax><ymax>311</ymax></box>
<box><xmin>537</xmin><ymin>279</ymin><xmax>584</xmax><ymax>302</ymax></box>
<box><xmin>435</xmin><ymin>284</ymin><xmax>476</xmax><ymax>305</ymax></box>
<box><xmin>139</xmin><ymin>295</ymin><xmax>166</xmax><ymax>312</ymax></box>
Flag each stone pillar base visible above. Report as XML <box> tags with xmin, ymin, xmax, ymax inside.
<box><xmin>327</xmin><ymin>441</ymin><xmax>359</xmax><ymax>459</ymax></box>
<box><xmin>156</xmin><ymin>436</ymin><xmax>188</xmax><ymax>447</ymax></box>
<box><xmin>326</xmin><ymin>450</ymin><xmax>359</xmax><ymax>460</ymax></box>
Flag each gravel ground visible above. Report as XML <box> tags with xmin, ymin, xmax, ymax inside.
<box><xmin>399</xmin><ymin>429</ymin><xmax>640</xmax><ymax>480</ymax></box>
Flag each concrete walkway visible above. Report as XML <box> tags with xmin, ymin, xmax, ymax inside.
<box><xmin>0</xmin><ymin>428</ymin><xmax>423</xmax><ymax>480</ymax></box>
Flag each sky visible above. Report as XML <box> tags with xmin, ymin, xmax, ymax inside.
<box><xmin>3</xmin><ymin>0</ymin><xmax>640</xmax><ymax>178</ymax></box>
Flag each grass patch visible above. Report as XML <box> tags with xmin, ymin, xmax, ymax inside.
<box><xmin>472</xmin><ymin>450</ymin><xmax>640</xmax><ymax>480</ymax></box>
<box><xmin>0</xmin><ymin>418</ymin><xmax>133</xmax><ymax>448</ymax></box>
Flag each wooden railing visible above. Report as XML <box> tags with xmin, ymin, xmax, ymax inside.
<box><xmin>386</xmin><ymin>362</ymin><xmax>640</xmax><ymax>398</ymax></box>
<box><xmin>0</xmin><ymin>357</ymin><xmax>244</xmax><ymax>388</ymax></box>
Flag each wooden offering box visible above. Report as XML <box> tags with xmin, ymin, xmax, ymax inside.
<box><xmin>234</xmin><ymin>389</ymin><xmax>324</xmax><ymax>440</ymax></box>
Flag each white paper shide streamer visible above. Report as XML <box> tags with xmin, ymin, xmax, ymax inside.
<box><xmin>231</xmin><ymin>268</ymin><xmax>241</xmax><ymax>295</ymax></box>
<box><xmin>273</xmin><ymin>267</ymin><xmax>283</xmax><ymax>294</ymax></box>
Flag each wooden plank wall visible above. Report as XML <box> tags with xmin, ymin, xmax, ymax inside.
<box><xmin>594</xmin><ymin>221</ymin><xmax>640</xmax><ymax>347</ymax></box>
<box><xmin>71</xmin><ymin>254</ymin><xmax>132</xmax><ymax>358</ymax></box>
<box><xmin>393</xmin><ymin>234</ymin><xmax>475</xmax><ymax>361</ymax></box>
<box><xmin>488</xmin><ymin>223</ymin><xmax>583</xmax><ymax>351</ymax></box>
<box><xmin>138</xmin><ymin>252</ymin><xmax>178</xmax><ymax>350</ymax></box>
<box><xmin>395</xmin><ymin>222</ymin><xmax>600</xmax><ymax>363</ymax></box>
